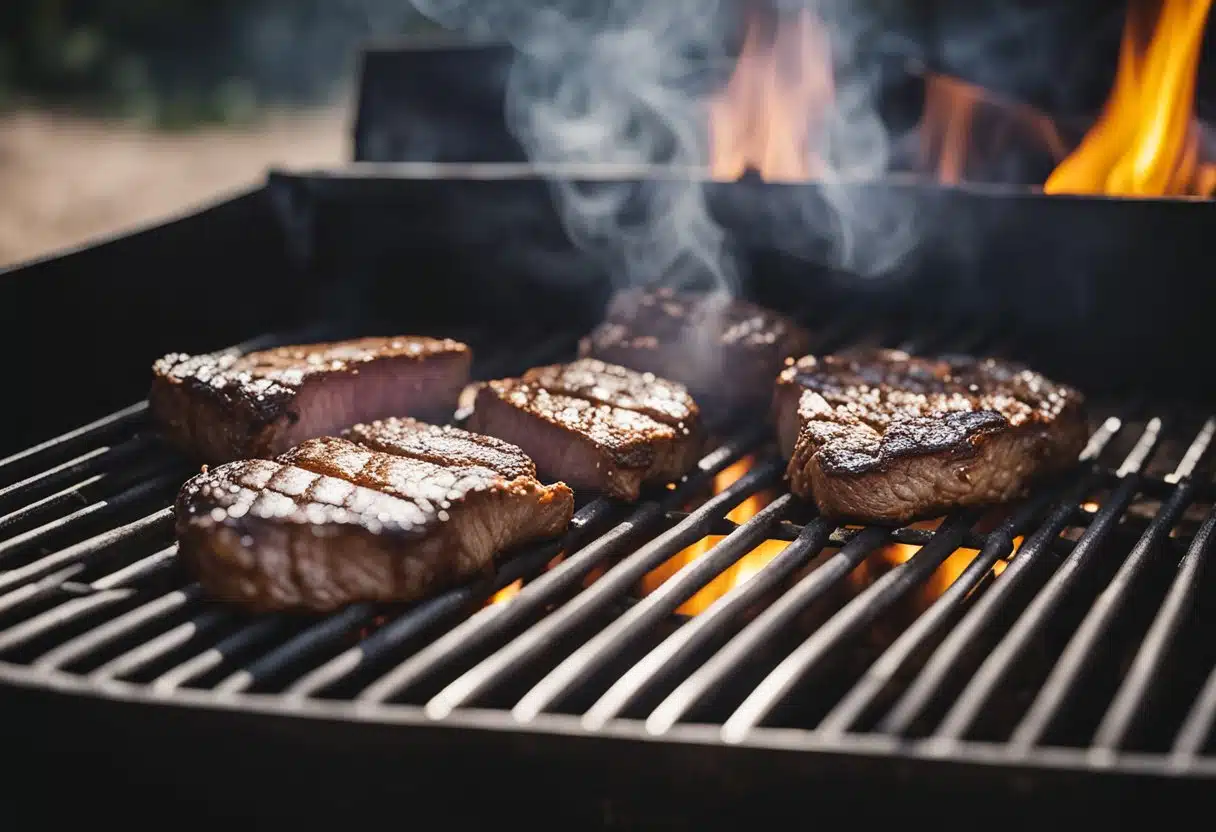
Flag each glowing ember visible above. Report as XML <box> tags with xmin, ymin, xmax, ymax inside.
<box><xmin>1045</xmin><ymin>0</ymin><xmax>1216</xmax><ymax>197</ymax></box>
<box><xmin>357</xmin><ymin>615</ymin><xmax>391</xmax><ymax>640</ymax></box>
<box><xmin>642</xmin><ymin>455</ymin><xmax>789</xmax><ymax>616</ymax></box>
<box><xmin>708</xmin><ymin>7</ymin><xmax>833</xmax><ymax>181</ymax></box>
<box><xmin>920</xmin><ymin>533</ymin><xmax>1023</xmax><ymax>603</ymax></box>
<box><xmin>485</xmin><ymin>553</ymin><xmax>568</xmax><ymax>608</ymax></box>
<box><xmin>874</xmin><ymin>523</ymin><xmax>1024</xmax><ymax>605</ymax></box>
<box><xmin>486</xmin><ymin>580</ymin><xmax>522</xmax><ymax>606</ymax></box>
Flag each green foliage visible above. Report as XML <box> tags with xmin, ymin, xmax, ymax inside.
<box><xmin>0</xmin><ymin>0</ymin><xmax>437</xmax><ymax>125</ymax></box>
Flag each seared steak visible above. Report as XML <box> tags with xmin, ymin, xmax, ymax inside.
<box><xmin>467</xmin><ymin>358</ymin><xmax>704</xmax><ymax>501</ymax></box>
<box><xmin>774</xmin><ymin>348</ymin><xmax>1088</xmax><ymax>523</ymax></box>
<box><xmin>579</xmin><ymin>287</ymin><xmax>811</xmax><ymax>417</ymax></box>
<box><xmin>175</xmin><ymin>435</ymin><xmax>573</xmax><ymax>612</ymax></box>
<box><xmin>345</xmin><ymin>417</ymin><xmax>537</xmax><ymax>480</ymax></box>
<box><xmin>151</xmin><ymin>336</ymin><xmax>471</xmax><ymax>464</ymax></box>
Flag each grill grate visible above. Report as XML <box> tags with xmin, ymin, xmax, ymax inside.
<box><xmin>2</xmin><ymin>323</ymin><xmax>1216</xmax><ymax>792</ymax></box>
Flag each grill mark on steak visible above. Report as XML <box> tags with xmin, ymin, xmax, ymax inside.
<box><xmin>150</xmin><ymin>336</ymin><xmax>471</xmax><ymax>464</ymax></box>
<box><xmin>579</xmin><ymin>287</ymin><xmax>810</xmax><ymax>418</ymax></box>
<box><xmin>345</xmin><ymin>417</ymin><xmax>537</xmax><ymax>480</ymax></box>
<box><xmin>520</xmin><ymin>358</ymin><xmax>699</xmax><ymax>427</ymax></box>
<box><xmin>774</xmin><ymin>348</ymin><xmax>1088</xmax><ymax>523</ymax></box>
<box><xmin>175</xmin><ymin>434</ymin><xmax>573</xmax><ymax>612</ymax></box>
<box><xmin>467</xmin><ymin>359</ymin><xmax>705</xmax><ymax>502</ymax></box>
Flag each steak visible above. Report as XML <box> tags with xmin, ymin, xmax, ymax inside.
<box><xmin>151</xmin><ymin>336</ymin><xmax>471</xmax><ymax>464</ymax></box>
<box><xmin>579</xmin><ymin>287</ymin><xmax>811</xmax><ymax>418</ymax></box>
<box><xmin>467</xmin><ymin>358</ymin><xmax>705</xmax><ymax>502</ymax></box>
<box><xmin>344</xmin><ymin>416</ymin><xmax>537</xmax><ymax>480</ymax></box>
<box><xmin>773</xmin><ymin>348</ymin><xmax>1089</xmax><ymax>523</ymax></box>
<box><xmin>175</xmin><ymin>433</ymin><xmax>573</xmax><ymax>612</ymax></box>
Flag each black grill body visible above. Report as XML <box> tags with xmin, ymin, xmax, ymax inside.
<box><xmin>3</xmin><ymin>40</ymin><xmax>1216</xmax><ymax>830</ymax></box>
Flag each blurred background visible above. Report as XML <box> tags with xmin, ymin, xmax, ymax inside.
<box><xmin>0</xmin><ymin>0</ymin><xmax>437</xmax><ymax>267</ymax></box>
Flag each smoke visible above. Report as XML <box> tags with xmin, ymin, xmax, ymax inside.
<box><xmin>771</xmin><ymin>0</ymin><xmax>924</xmax><ymax>278</ymax></box>
<box><xmin>405</xmin><ymin>0</ymin><xmax>925</xmax><ymax>291</ymax></box>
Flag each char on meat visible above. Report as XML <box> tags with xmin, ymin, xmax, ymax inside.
<box><xmin>344</xmin><ymin>416</ymin><xmax>537</xmax><ymax>479</ymax></box>
<box><xmin>579</xmin><ymin>287</ymin><xmax>811</xmax><ymax>417</ymax></box>
<box><xmin>773</xmin><ymin>348</ymin><xmax>1088</xmax><ymax>523</ymax></box>
<box><xmin>175</xmin><ymin>427</ymin><xmax>573</xmax><ymax>612</ymax></box>
<box><xmin>467</xmin><ymin>358</ymin><xmax>704</xmax><ymax>502</ymax></box>
<box><xmin>151</xmin><ymin>336</ymin><xmax>471</xmax><ymax>464</ymax></box>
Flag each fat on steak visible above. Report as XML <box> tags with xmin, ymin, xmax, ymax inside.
<box><xmin>175</xmin><ymin>430</ymin><xmax>573</xmax><ymax>612</ymax></box>
<box><xmin>151</xmin><ymin>336</ymin><xmax>471</xmax><ymax>464</ymax></box>
<box><xmin>579</xmin><ymin>287</ymin><xmax>811</xmax><ymax>418</ymax></box>
<box><xmin>773</xmin><ymin>348</ymin><xmax>1089</xmax><ymax>523</ymax></box>
<box><xmin>467</xmin><ymin>358</ymin><xmax>705</xmax><ymax>502</ymax></box>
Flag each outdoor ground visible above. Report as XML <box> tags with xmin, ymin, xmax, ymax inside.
<box><xmin>0</xmin><ymin>107</ymin><xmax>348</xmax><ymax>268</ymax></box>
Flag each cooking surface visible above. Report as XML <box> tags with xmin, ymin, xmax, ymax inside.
<box><xmin>1</xmin><ymin>317</ymin><xmax>1214</xmax><ymax>824</ymax></box>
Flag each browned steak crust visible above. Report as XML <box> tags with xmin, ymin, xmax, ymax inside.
<box><xmin>579</xmin><ymin>287</ymin><xmax>810</xmax><ymax>417</ymax></box>
<box><xmin>467</xmin><ymin>358</ymin><xmax>704</xmax><ymax>502</ymax></box>
<box><xmin>345</xmin><ymin>417</ymin><xmax>537</xmax><ymax>480</ymax></box>
<box><xmin>175</xmin><ymin>434</ymin><xmax>573</xmax><ymax>612</ymax></box>
<box><xmin>151</xmin><ymin>336</ymin><xmax>471</xmax><ymax>464</ymax></box>
<box><xmin>774</xmin><ymin>348</ymin><xmax>1088</xmax><ymax>523</ymax></box>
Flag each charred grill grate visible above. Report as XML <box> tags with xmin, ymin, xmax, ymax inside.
<box><xmin>2</xmin><ymin>320</ymin><xmax>1216</xmax><ymax>798</ymax></box>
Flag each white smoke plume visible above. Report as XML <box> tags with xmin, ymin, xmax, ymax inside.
<box><xmin>405</xmin><ymin>0</ymin><xmax>923</xmax><ymax>291</ymax></box>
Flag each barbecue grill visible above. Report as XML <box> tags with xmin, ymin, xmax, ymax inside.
<box><xmin>4</xmin><ymin>32</ymin><xmax>1216</xmax><ymax>830</ymax></box>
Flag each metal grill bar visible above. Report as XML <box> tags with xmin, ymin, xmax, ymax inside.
<box><xmin>90</xmin><ymin>608</ymin><xmax>233</xmax><ymax>682</ymax></box>
<box><xmin>511</xmin><ymin>491</ymin><xmax>796</xmax><ymax>722</ymax></box>
<box><xmin>581</xmin><ymin>516</ymin><xmax>833</xmax><ymax>730</ymax></box>
<box><xmin>0</xmin><ymin>508</ymin><xmax>173</xmax><ymax>597</ymax></box>
<box><xmin>23</xmin><ymin>545</ymin><xmax>180</xmax><ymax>629</ymax></box>
<box><xmin>215</xmin><ymin>604</ymin><xmax>379</xmax><ymax>694</ymax></box>
<box><xmin>688</xmin><ymin>515</ymin><xmax>992</xmax><ymax>550</ymax></box>
<box><xmin>0</xmin><ymin>546</ymin><xmax>184</xmax><ymax>651</ymax></box>
<box><xmin>1175</xmin><ymin>655</ymin><xmax>1216</xmax><ymax>758</ymax></box>
<box><xmin>1094</xmin><ymin>505</ymin><xmax>1216</xmax><ymax>752</ymax></box>
<box><xmin>0</xmin><ymin>444</ymin><xmax>127</xmax><ymax>514</ymax></box>
<box><xmin>878</xmin><ymin>417</ymin><xmax>1126</xmax><ymax>735</ymax></box>
<box><xmin>0</xmin><ymin>471</ymin><xmax>181</xmax><ymax>567</ymax></box>
<box><xmin>33</xmin><ymin>585</ymin><xmax>202</xmax><ymax>671</ymax></box>
<box><xmin>0</xmin><ymin>402</ymin><xmax>149</xmax><ymax>485</ymax></box>
<box><xmin>1009</xmin><ymin>419</ymin><xmax>1215</xmax><ymax>751</ymax></box>
<box><xmin>0</xmin><ymin>319</ymin><xmax>1214</xmax><ymax>793</ymax></box>
<box><xmin>720</xmin><ymin>511</ymin><xmax>979</xmax><ymax>743</ymax></box>
<box><xmin>151</xmin><ymin>617</ymin><xmax>294</xmax><ymax>693</ymax></box>
<box><xmin>419</xmin><ymin>458</ymin><xmax>783</xmax><ymax>717</ymax></box>
<box><xmin>354</xmin><ymin>433</ymin><xmax>762</xmax><ymax>706</ymax></box>
<box><xmin>930</xmin><ymin>420</ymin><xmax>1163</xmax><ymax>742</ymax></box>
<box><xmin>0</xmin><ymin>565</ymin><xmax>90</xmax><ymax>621</ymax></box>
<box><xmin>283</xmin><ymin>537</ymin><xmax>567</xmax><ymax>699</ymax></box>
<box><xmin>817</xmin><ymin>489</ymin><xmax>1056</xmax><ymax>735</ymax></box>
<box><xmin>91</xmin><ymin>546</ymin><xmax>179</xmax><ymax>589</ymax></box>
<box><xmin>645</xmin><ymin>526</ymin><xmax>890</xmax><ymax>735</ymax></box>
<box><xmin>0</xmin><ymin>472</ymin><xmax>108</xmax><ymax>535</ymax></box>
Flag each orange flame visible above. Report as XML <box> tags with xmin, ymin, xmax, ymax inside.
<box><xmin>919</xmin><ymin>73</ymin><xmax>1069</xmax><ymax>184</ymax></box>
<box><xmin>642</xmin><ymin>456</ymin><xmax>789</xmax><ymax>616</ymax></box>
<box><xmin>1045</xmin><ymin>0</ymin><xmax>1216</xmax><ymax>197</ymax></box>
<box><xmin>864</xmin><ymin>519</ymin><xmax>1022</xmax><ymax>605</ymax></box>
<box><xmin>919</xmin><ymin>533</ymin><xmax>1023</xmax><ymax>603</ymax></box>
<box><xmin>920</xmin><ymin>75</ymin><xmax>980</xmax><ymax>185</ymax></box>
<box><xmin>708</xmin><ymin>7</ymin><xmax>833</xmax><ymax>181</ymax></box>
<box><xmin>485</xmin><ymin>553</ymin><xmax>567</xmax><ymax>607</ymax></box>
<box><xmin>487</xmin><ymin>580</ymin><xmax>522</xmax><ymax>606</ymax></box>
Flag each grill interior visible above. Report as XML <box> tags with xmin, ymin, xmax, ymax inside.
<box><xmin>2</xmin><ymin>310</ymin><xmax>1215</xmax><ymax>822</ymax></box>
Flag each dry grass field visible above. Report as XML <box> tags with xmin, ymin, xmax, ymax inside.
<box><xmin>0</xmin><ymin>106</ymin><xmax>348</xmax><ymax>268</ymax></box>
